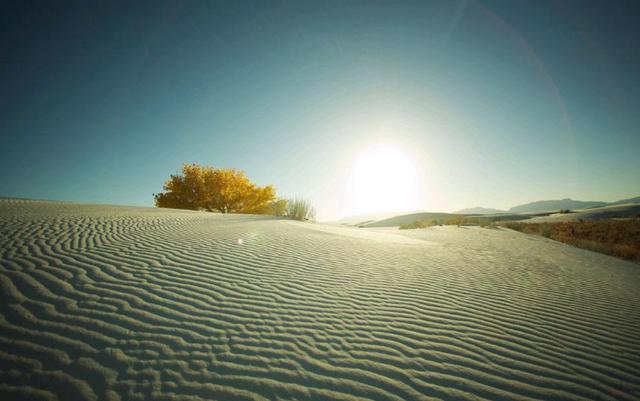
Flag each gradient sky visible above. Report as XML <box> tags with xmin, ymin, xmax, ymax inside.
<box><xmin>1</xmin><ymin>0</ymin><xmax>639</xmax><ymax>220</ymax></box>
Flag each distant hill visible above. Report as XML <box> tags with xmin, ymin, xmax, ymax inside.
<box><xmin>509</xmin><ymin>199</ymin><xmax>607</xmax><ymax>214</ymax></box>
<box><xmin>453</xmin><ymin>207</ymin><xmax>507</xmax><ymax>215</ymax></box>
<box><xmin>337</xmin><ymin>195</ymin><xmax>640</xmax><ymax>227</ymax></box>
<box><xmin>609</xmin><ymin>196</ymin><xmax>640</xmax><ymax>206</ymax></box>
<box><xmin>361</xmin><ymin>212</ymin><xmax>461</xmax><ymax>228</ymax></box>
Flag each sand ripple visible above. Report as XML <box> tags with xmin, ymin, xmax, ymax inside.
<box><xmin>1</xmin><ymin>199</ymin><xmax>639</xmax><ymax>400</ymax></box>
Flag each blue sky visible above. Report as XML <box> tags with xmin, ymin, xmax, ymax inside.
<box><xmin>1</xmin><ymin>1</ymin><xmax>639</xmax><ymax>219</ymax></box>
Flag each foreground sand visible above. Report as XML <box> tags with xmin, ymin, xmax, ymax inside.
<box><xmin>1</xmin><ymin>199</ymin><xmax>639</xmax><ymax>401</ymax></box>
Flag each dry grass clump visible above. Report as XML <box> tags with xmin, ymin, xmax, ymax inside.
<box><xmin>286</xmin><ymin>198</ymin><xmax>315</xmax><ymax>221</ymax></box>
<box><xmin>502</xmin><ymin>219</ymin><xmax>640</xmax><ymax>262</ymax></box>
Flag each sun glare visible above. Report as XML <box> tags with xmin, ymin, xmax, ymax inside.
<box><xmin>344</xmin><ymin>145</ymin><xmax>422</xmax><ymax>216</ymax></box>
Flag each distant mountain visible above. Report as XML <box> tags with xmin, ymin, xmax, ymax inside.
<box><xmin>509</xmin><ymin>198</ymin><xmax>607</xmax><ymax>214</ymax></box>
<box><xmin>609</xmin><ymin>196</ymin><xmax>640</xmax><ymax>206</ymax></box>
<box><xmin>453</xmin><ymin>207</ymin><xmax>507</xmax><ymax>215</ymax></box>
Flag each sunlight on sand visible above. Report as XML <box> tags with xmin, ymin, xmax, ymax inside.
<box><xmin>0</xmin><ymin>201</ymin><xmax>640</xmax><ymax>401</ymax></box>
<box><xmin>1</xmin><ymin>199</ymin><xmax>639</xmax><ymax>400</ymax></box>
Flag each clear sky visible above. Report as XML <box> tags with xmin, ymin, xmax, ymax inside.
<box><xmin>1</xmin><ymin>1</ymin><xmax>639</xmax><ymax>220</ymax></box>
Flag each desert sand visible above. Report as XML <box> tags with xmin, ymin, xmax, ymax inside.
<box><xmin>1</xmin><ymin>199</ymin><xmax>639</xmax><ymax>401</ymax></box>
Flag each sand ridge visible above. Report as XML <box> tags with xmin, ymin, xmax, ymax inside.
<box><xmin>1</xmin><ymin>199</ymin><xmax>639</xmax><ymax>400</ymax></box>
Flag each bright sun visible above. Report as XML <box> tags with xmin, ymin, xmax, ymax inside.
<box><xmin>344</xmin><ymin>145</ymin><xmax>422</xmax><ymax>216</ymax></box>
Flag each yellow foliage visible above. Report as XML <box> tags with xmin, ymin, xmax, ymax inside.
<box><xmin>266</xmin><ymin>199</ymin><xmax>288</xmax><ymax>216</ymax></box>
<box><xmin>154</xmin><ymin>163</ymin><xmax>276</xmax><ymax>214</ymax></box>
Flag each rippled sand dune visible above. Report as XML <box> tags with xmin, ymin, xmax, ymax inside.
<box><xmin>1</xmin><ymin>199</ymin><xmax>639</xmax><ymax>401</ymax></box>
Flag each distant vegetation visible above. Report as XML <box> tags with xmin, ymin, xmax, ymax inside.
<box><xmin>444</xmin><ymin>216</ymin><xmax>467</xmax><ymax>227</ymax></box>
<box><xmin>154</xmin><ymin>163</ymin><xmax>314</xmax><ymax>220</ymax></box>
<box><xmin>502</xmin><ymin>219</ymin><xmax>640</xmax><ymax>262</ymax></box>
<box><xmin>366</xmin><ymin>212</ymin><xmax>465</xmax><ymax>228</ymax></box>
<box><xmin>399</xmin><ymin>219</ymin><xmax>441</xmax><ymax>229</ymax></box>
<box><xmin>399</xmin><ymin>215</ymin><xmax>525</xmax><ymax>230</ymax></box>
<box><xmin>400</xmin><ymin>216</ymin><xmax>476</xmax><ymax>229</ymax></box>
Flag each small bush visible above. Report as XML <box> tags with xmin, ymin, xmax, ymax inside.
<box><xmin>559</xmin><ymin>209</ymin><xmax>572</xmax><ymax>214</ymax></box>
<box><xmin>286</xmin><ymin>198</ymin><xmax>315</xmax><ymax>221</ymax></box>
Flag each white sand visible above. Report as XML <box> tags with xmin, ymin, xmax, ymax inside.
<box><xmin>1</xmin><ymin>199</ymin><xmax>639</xmax><ymax>401</ymax></box>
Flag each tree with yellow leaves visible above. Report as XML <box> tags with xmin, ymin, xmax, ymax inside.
<box><xmin>154</xmin><ymin>163</ymin><xmax>276</xmax><ymax>214</ymax></box>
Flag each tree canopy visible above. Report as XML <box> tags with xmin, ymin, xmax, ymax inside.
<box><xmin>154</xmin><ymin>163</ymin><xmax>276</xmax><ymax>214</ymax></box>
